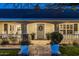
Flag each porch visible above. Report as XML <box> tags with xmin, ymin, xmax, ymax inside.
<box><xmin>0</xmin><ymin>20</ymin><xmax>79</xmax><ymax>45</ymax></box>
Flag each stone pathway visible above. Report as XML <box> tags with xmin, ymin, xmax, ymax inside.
<box><xmin>29</xmin><ymin>40</ymin><xmax>51</xmax><ymax>56</ymax></box>
<box><xmin>29</xmin><ymin>45</ymin><xmax>51</xmax><ymax>56</ymax></box>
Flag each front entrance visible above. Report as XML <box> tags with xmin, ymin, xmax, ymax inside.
<box><xmin>37</xmin><ymin>24</ymin><xmax>44</xmax><ymax>39</ymax></box>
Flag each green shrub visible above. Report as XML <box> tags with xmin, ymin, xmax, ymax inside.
<box><xmin>46</xmin><ymin>33</ymin><xmax>51</xmax><ymax>40</ymax></box>
<box><xmin>73</xmin><ymin>41</ymin><xmax>79</xmax><ymax>46</ymax></box>
<box><xmin>1</xmin><ymin>39</ymin><xmax>9</xmax><ymax>45</ymax></box>
<box><xmin>9</xmin><ymin>37</ymin><xmax>16</xmax><ymax>42</ymax></box>
<box><xmin>50</xmin><ymin>32</ymin><xmax>63</xmax><ymax>44</ymax></box>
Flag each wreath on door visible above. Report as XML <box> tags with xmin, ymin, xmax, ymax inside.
<box><xmin>38</xmin><ymin>26</ymin><xmax>43</xmax><ymax>31</ymax></box>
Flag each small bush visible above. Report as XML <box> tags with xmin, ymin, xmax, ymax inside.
<box><xmin>73</xmin><ymin>41</ymin><xmax>79</xmax><ymax>46</ymax></box>
<box><xmin>50</xmin><ymin>32</ymin><xmax>63</xmax><ymax>44</ymax></box>
<box><xmin>1</xmin><ymin>40</ymin><xmax>9</xmax><ymax>45</ymax></box>
<box><xmin>46</xmin><ymin>33</ymin><xmax>51</xmax><ymax>40</ymax></box>
<box><xmin>60</xmin><ymin>44</ymin><xmax>68</xmax><ymax>46</ymax></box>
<box><xmin>9</xmin><ymin>37</ymin><xmax>17</xmax><ymax>42</ymax></box>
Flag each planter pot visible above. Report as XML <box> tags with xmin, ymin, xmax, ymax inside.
<box><xmin>19</xmin><ymin>45</ymin><xmax>29</xmax><ymax>56</ymax></box>
<box><xmin>50</xmin><ymin>44</ymin><xmax>61</xmax><ymax>56</ymax></box>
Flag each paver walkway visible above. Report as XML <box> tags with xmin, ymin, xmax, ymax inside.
<box><xmin>29</xmin><ymin>40</ymin><xmax>51</xmax><ymax>56</ymax></box>
<box><xmin>29</xmin><ymin>45</ymin><xmax>51</xmax><ymax>56</ymax></box>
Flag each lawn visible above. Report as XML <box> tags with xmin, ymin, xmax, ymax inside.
<box><xmin>60</xmin><ymin>46</ymin><xmax>79</xmax><ymax>56</ymax></box>
<box><xmin>0</xmin><ymin>49</ymin><xmax>19</xmax><ymax>56</ymax></box>
<box><xmin>0</xmin><ymin>46</ymin><xmax>79</xmax><ymax>56</ymax></box>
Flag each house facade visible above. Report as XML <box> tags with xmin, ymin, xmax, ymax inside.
<box><xmin>0</xmin><ymin>19</ymin><xmax>79</xmax><ymax>44</ymax></box>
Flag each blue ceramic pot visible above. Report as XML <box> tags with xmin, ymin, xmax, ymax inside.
<box><xmin>51</xmin><ymin>44</ymin><xmax>60</xmax><ymax>56</ymax></box>
<box><xmin>20</xmin><ymin>45</ymin><xmax>29</xmax><ymax>56</ymax></box>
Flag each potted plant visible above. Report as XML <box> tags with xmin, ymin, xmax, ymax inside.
<box><xmin>50</xmin><ymin>32</ymin><xmax>63</xmax><ymax>56</ymax></box>
<box><xmin>18</xmin><ymin>39</ymin><xmax>30</xmax><ymax>56</ymax></box>
<box><xmin>46</xmin><ymin>33</ymin><xmax>51</xmax><ymax>40</ymax></box>
<box><xmin>31</xmin><ymin>33</ymin><xmax>35</xmax><ymax>40</ymax></box>
<box><xmin>18</xmin><ymin>33</ymin><xmax>30</xmax><ymax>56</ymax></box>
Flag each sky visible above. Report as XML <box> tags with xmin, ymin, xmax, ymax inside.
<box><xmin>0</xmin><ymin>3</ymin><xmax>47</xmax><ymax>9</ymax></box>
<box><xmin>0</xmin><ymin>3</ymin><xmax>79</xmax><ymax>19</ymax></box>
<box><xmin>0</xmin><ymin>3</ymin><xmax>79</xmax><ymax>9</ymax></box>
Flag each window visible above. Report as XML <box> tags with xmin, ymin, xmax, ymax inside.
<box><xmin>70</xmin><ymin>25</ymin><xmax>72</xmax><ymax>29</ymax></box>
<box><xmin>63</xmin><ymin>25</ymin><xmax>66</xmax><ymax>29</ymax></box>
<box><xmin>67</xmin><ymin>30</ymin><xmax>73</xmax><ymax>34</ymax></box>
<box><xmin>4</xmin><ymin>24</ymin><xmax>8</xmax><ymax>31</ymax></box>
<box><xmin>74</xmin><ymin>24</ymin><xmax>78</xmax><ymax>31</ymax></box>
<box><xmin>59</xmin><ymin>24</ymin><xmax>74</xmax><ymax>35</ymax></box>
<box><xmin>70</xmin><ymin>30</ymin><xmax>73</xmax><ymax>34</ymax></box>
<box><xmin>67</xmin><ymin>25</ymin><xmax>69</xmax><ymax>29</ymax></box>
<box><xmin>60</xmin><ymin>25</ymin><xmax>62</xmax><ymax>28</ymax></box>
<box><xmin>63</xmin><ymin>30</ymin><xmax>66</xmax><ymax>34</ymax></box>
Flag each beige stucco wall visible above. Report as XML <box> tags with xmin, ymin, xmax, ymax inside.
<box><xmin>45</xmin><ymin>23</ymin><xmax>54</xmax><ymax>39</ymax></box>
<box><xmin>77</xmin><ymin>23</ymin><xmax>79</xmax><ymax>33</ymax></box>
<box><xmin>27</xmin><ymin>23</ymin><xmax>54</xmax><ymax>39</ymax></box>
<box><xmin>27</xmin><ymin>23</ymin><xmax>36</xmax><ymax>34</ymax></box>
<box><xmin>45</xmin><ymin>23</ymin><xmax>54</xmax><ymax>33</ymax></box>
<box><xmin>0</xmin><ymin>23</ymin><xmax>3</xmax><ymax>34</ymax></box>
<box><xmin>27</xmin><ymin>23</ymin><xmax>37</xmax><ymax>39</ymax></box>
<box><xmin>0</xmin><ymin>22</ymin><xmax>21</xmax><ymax>34</ymax></box>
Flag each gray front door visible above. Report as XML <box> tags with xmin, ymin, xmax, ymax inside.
<box><xmin>37</xmin><ymin>24</ymin><xmax>44</xmax><ymax>39</ymax></box>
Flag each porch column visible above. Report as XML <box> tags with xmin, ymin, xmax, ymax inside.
<box><xmin>54</xmin><ymin>23</ymin><xmax>59</xmax><ymax>32</ymax></box>
<box><xmin>21</xmin><ymin>22</ymin><xmax>27</xmax><ymax>41</ymax></box>
<box><xmin>21</xmin><ymin>23</ymin><xmax>27</xmax><ymax>34</ymax></box>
